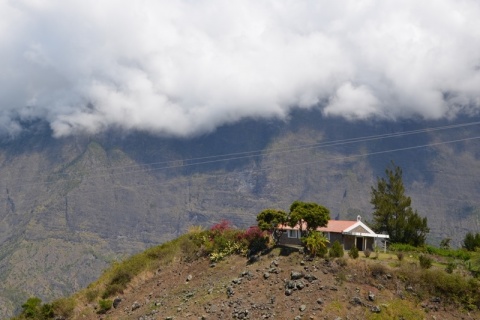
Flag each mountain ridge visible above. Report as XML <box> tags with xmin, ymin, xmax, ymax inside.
<box><xmin>2</xmin><ymin>110</ymin><xmax>480</xmax><ymax>317</ymax></box>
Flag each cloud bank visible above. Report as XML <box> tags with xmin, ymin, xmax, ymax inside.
<box><xmin>1</xmin><ymin>0</ymin><xmax>479</xmax><ymax>137</ymax></box>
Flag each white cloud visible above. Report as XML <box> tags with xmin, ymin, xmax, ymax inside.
<box><xmin>0</xmin><ymin>0</ymin><xmax>479</xmax><ymax>136</ymax></box>
<box><xmin>324</xmin><ymin>83</ymin><xmax>380</xmax><ymax>120</ymax></box>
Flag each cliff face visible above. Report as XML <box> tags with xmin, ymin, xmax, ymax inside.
<box><xmin>1</xmin><ymin>111</ymin><xmax>480</xmax><ymax>317</ymax></box>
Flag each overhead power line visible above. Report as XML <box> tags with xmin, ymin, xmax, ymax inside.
<box><xmin>5</xmin><ymin>120</ymin><xmax>480</xmax><ymax>189</ymax></box>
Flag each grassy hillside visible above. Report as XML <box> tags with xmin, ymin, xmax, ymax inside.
<box><xmin>10</xmin><ymin>224</ymin><xmax>480</xmax><ymax>320</ymax></box>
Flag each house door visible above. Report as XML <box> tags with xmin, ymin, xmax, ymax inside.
<box><xmin>356</xmin><ymin>237</ymin><xmax>363</xmax><ymax>251</ymax></box>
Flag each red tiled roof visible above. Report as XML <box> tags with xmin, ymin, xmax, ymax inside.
<box><xmin>278</xmin><ymin>220</ymin><xmax>357</xmax><ymax>233</ymax></box>
<box><xmin>318</xmin><ymin>220</ymin><xmax>357</xmax><ymax>232</ymax></box>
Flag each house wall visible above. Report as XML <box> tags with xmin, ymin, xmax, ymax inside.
<box><xmin>278</xmin><ymin>231</ymin><xmax>303</xmax><ymax>246</ymax></box>
<box><xmin>278</xmin><ymin>229</ymin><xmax>382</xmax><ymax>252</ymax></box>
<box><xmin>343</xmin><ymin>235</ymin><xmax>355</xmax><ymax>250</ymax></box>
<box><xmin>329</xmin><ymin>232</ymin><xmax>343</xmax><ymax>246</ymax></box>
<box><xmin>366</xmin><ymin>238</ymin><xmax>374</xmax><ymax>250</ymax></box>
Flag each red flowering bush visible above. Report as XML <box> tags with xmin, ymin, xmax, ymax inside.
<box><xmin>210</xmin><ymin>220</ymin><xmax>232</xmax><ymax>235</ymax></box>
<box><xmin>240</xmin><ymin>226</ymin><xmax>269</xmax><ymax>255</ymax></box>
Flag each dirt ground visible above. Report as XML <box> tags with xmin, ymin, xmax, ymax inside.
<box><xmin>74</xmin><ymin>248</ymin><xmax>479</xmax><ymax>320</ymax></box>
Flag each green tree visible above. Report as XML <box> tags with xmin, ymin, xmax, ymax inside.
<box><xmin>256</xmin><ymin>209</ymin><xmax>287</xmax><ymax>232</ymax></box>
<box><xmin>348</xmin><ymin>246</ymin><xmax>359</xmax><ymax>259</ymax></box>
<box><xmin>463</xmin><ymin>232</ymin><xmax>480</xmax><ymax>251</ymax></box>
<box><xmin>256</xmin><ymin>209</ymin><xmax>287</xmax><ymax>243</ymax></box>
<box><xmin>370</xmin><ymin>163</ymin><xmax>429</xmax><ymax>246</ymax></box>
<box><xmin>288</xmin><ymin>200</ymin><xmax>330</xmax><ymax>233</ymax></box>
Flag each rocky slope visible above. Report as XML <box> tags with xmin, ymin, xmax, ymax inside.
<box><xmin>56</xmin><ymin>247</ymin><xmax>480</xmax><ymax>320</ymax></box>
<box><xmin>2</xmin><ymin>111</ymin><xmax>480</xmax><ymax>317</ymax></box>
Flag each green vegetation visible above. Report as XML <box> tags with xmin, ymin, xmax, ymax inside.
<box><xmin>463</xmin><ymin>232</ymin><xmax>480</xmax><ymax>251</ymax></box>
<box><xmin>12</xmin><ymin>220</ymin><xmax>268</xmax><ymax>319</ymax></box>
<box><xmin>418</xmin><ymin>254</ymin><xmax>433</xmax><ymax>269</ymax></box>
<box><xmin>21</xmin><ymin>297</ymin><xmax>50</xmax><ymax>319</ymax></box>
<box><xmin>397</xmin><ymin>263</ymin><xmax>480</xmax><ymax>309</ymax></box>
<box><xmin>426</xmin><ymin>245</ymin><xmax>471</xmax><ymax>261</ymax></box>
<box><xmin>396</xmin><ymin>251</ymin><xmax>404</xmax><ymax>261</ymax></box>
<box><xmin>367</xmin><ymin>299</ymin><xmax>425</xmax><ymax>320</ymax></box>
<box><xmin>348</xmin><ymin>246</ymin><xmax>359</xmax><ymax>259</ymax></box>
<box><xmin>98</xmin><ymin>220</ymin><xmax>268</xmax><ymax>299</ymax></box>
<box><xmin>256</xmin><ymin>208</ymin><xmax>288</xmax><ymax>244</ymax></box>
<box><xmin>440</xmin><ymin>237</ymin><xmax>452</xmax><ymax>249</ymax></box>
<box><xmin>389</xmin><ymin>243</ymin><xmax>420</xmax><ymax>252</ymax></box>
<box><xmin>97</xmin><ymin>299</ymin><xmax>112</xmax><ymax>314</ymax></box>
<box><xmin>256</xmin><ymin>209</ymin><xmax>287</xmax><ymax>234</ymax></box>
<box><xmin>446</xmin><ymin>261</ymin><xmax>457</xmax><ymax>274</ymax></box>
<box><xmin>302</xmin><ymin>231</ymin><xmax>329</xmax><ymax>257</ymax></box>
<box><xmin>257</xmin><ymin>201</ymin><xmax>330</xmax><ymax>244</ymax></box>
<box><xmin>12</xmin><ymin>296</ymin><xmax>76</xmax><ymax>320</ymax></box>
<box><xmin>389</xmin><ymin>243</ymin><xmax>472</xmax><ymax>261</ymax></box>
<box><xmin>288</xmin><ymin>200</ymin><xmax>330</xmax><ymax>232</ymax></box>
<box><xmin>201</xmin><ymin>220</ymin><xmax>267</xmax><ymax>262</ymax></box>
<box><xmin>371</xmin><ymin>162</ymin><xmax>429</xmax><ymax>246</ymax></box>
<box><xmin>329</xmin><ymin>240</ymin><xmax>344</xmax><ymax>258</ymax></box>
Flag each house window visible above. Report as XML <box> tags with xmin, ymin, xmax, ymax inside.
<box><xmin>323</xmin><ymin>232</ymin><xmax>330</xmax><ymax>241</ymax></box>
<box><xmin>288</xmin><ymin>230</ymin><xmax>299</xmax><ymax>238</ymax></box>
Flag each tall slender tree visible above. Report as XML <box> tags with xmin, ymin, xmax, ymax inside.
<box><xmin>371</xmin><ymin>162</ymin><xmax>429</xmax><ymax>246</ymax></box>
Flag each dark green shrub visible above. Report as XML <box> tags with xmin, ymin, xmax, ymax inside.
<box><xmin>97</xmin><ymin>299</ymin><xmax>113</xmax><ymax>314</ymax></box>
<box><xmin>17</xmin><ymin>296</ymin><xmax>55</xmax><ymax>319</ymax></box>
<box><xmin>348</xmin><ymin>246</ymin><xmax>359</xmax><ymax>259</ymax></box>
<box><xmin>102</xmin><ymin>283</ymin><xmax>125</xmax><ymax>299</ymax></box>
<box><xmin>41</xmin><ymin>303</ymin><xmax>54</xmax><ymax>319</ymax></box>
<box><xmin>110</xmin><ymin>269</ymin><xmax>132</xmax><ymax>287</ymax></box>
<box><xmin>396</xmin><ymin>252</ymin><xmax>404</xmax><ymax>261</ymax></box>
<box><xmin>21</xmin><ymin>297</ymin><xmax>42</xmax><ymax>318</ymax></box>
<box><xmin>419</xmin><ymin>254</ymin><xmax>433</xmax><ymax>269</ymax></box>
<box><xmin>329</xmin><ymin>241</ymin><xmax>344</xmax><ymax>258</ymax></box>
<box><xmin>102</xmin><ymin>268</ymin><xmax>133</xmax><ymax>298</ymax></box>
<box><xmin>445</xmin><ymin>261</ymin><xmax>456</xmax><ymax>274</ymax></box>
